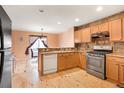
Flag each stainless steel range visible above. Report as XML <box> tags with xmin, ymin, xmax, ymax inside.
<box><xmin>86</xmin><ymin>45</ymin><xmax>112</xmax><ymax>80</ymax></box>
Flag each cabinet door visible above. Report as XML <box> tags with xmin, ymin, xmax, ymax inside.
<box><xmin>119</xmin><ymin>64</ymin><xmax>124</xmax><ymax>84</ymax></box>
<box><xmin>66</xmin><ymin>53</ymin><xmax>77</xmax><ymax>69</ymax></box>
<box><xmin>65</xmin><ymin>53</ymin><xmax>72</xmax><ymax>69</ymax></box>
<box><xmin>74</xmin><ymin>30</ymin><xmax>82</xmax><ymax>43</ymax></box>
<box><xmin>122</xmin><ymin>18</ymin><xmax>124</xmax><ymax>41</ymax></box>
<box><xmin>91</xmin><ymin>25</ymin><xmax>99</xmax><ymax>34</ymax></box>
<box><xmin>78</xmin><ymin>53</ymin><xmax>86</xmax><ymax>69</ymax></box>
<box><xmin>106</xmin><ymin>61</ymin><xmax>119</xmax><ymax>81</ymax></box>
<box><xmin>109</xmin><ymin>19</ymin><xmax>122</xmax><ymax>41</ymax></box>
<box><xmin>99</xmin><ymin>22</ymin><xmax>109</xmax><ymax>32</ymax></box>
<box><xmin>82</xmin><ymin>28</ymin><xmax>91</xmax><ymax>42</ymax></box>
<box><xmin>73</xmin><ymin>53</ymin><xmax>80</xmax><ymax>67</ymax></box>
<box><xmin>58</xmin><ymin>54</ymin><xmax>67</xmax><ymax>71</ymax></box>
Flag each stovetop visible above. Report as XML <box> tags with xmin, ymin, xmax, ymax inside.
<box><xmin>87</xmin><ymin>50</ymin><xmax>112</xmax><ymax>55</ymax></box>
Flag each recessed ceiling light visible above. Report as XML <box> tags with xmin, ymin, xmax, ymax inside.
<box><xmin>57</xmin><ymin>21</ymin><xmax>61</xmax><ymax>25</ymax></box>
<box><xmin>75</xmin><ymin>18</ymin><xmax>80</xmax><ymax>22</ymax></box>
<box><xmin>96</xmin><ymin>6</ymin><xmax>103</xmax><ymax>12</ymax></box>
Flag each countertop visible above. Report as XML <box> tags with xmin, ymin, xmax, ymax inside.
<box><xmin>106</xmin><ymin>53</ymin><xmax>124</xmax><ymax>58</ymax></box>
<box><xmin>40</xmin><ymin>51</ymin><xmax>84</xmax><ymax>55</ymax></box>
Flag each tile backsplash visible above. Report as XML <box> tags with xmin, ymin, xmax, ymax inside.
<box><xmin>113</xmin><ymin>42</ymin><xmax>124</xmax><ymax>55</ymax></box>
<box><xmin>75</xmin><ymin>43</ymin><xmax>93</xmax><ymax>51</ymax></box>
<box><xmin>76</xmin><ymin>42</ymin><xmax>124</xmax><ymax>54</ymax></box>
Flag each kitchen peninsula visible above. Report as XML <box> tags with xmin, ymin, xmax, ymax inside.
<box><xmin>38</xmin><ymin>48</ymin><xmax>86</xmax><ymax>76</ymax></box>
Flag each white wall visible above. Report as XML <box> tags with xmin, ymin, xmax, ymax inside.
<box><xmin>59</xmin><ymin>27</ymin><xmax>74</xmax><ymax>48</ymax></box>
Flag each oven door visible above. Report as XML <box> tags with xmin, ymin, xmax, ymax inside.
<box><xmin>86</xmin><ymin>53</ymin><xmax>105</xmax><ymax>73</ymax></box>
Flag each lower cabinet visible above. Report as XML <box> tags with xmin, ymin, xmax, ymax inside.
<box><xmin>106</xmin><ymin>60</ymin><xmax>119</xmax><ymax>81</ymax></box>
<box><xmin>57</xmin><ymin>53</ymin><xmax>67</xmax><ymax>71</ymax></box>
<box><xmin>120</xmin><ymin>64</ymin><xmax>124</xmax><ymax>84</ymax></box>
<box><xmin>58</xmin><ymin>52</ymin><xmax>80</xmax><ymax>71</ymax></box>
<box><xmin>78</xmin><ymin>53</ymin><xmax>86</xmax><ymax>69</ymax></box>
<box><xmin>106</xmin><ymin>56</ymin><xmax>124</xmax><ymax>84</ymax></box>
<box><xmin>58</xmin><ymin>52</ymin><xmax>86</xmax><ymax>71</ymax></box>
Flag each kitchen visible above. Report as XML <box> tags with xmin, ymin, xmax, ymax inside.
<box><xmin>38</xmin><ymin>11</ymin><xmax>124</xmax><ymax>87</ymax></box>
<box><xmin>0</xmin><ymin>5</ymin><xmax>124</xmax><ymax>88</ymax></box>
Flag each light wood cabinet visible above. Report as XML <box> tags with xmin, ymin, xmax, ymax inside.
<box><xmin>67</xmin><ymin>53</ymin><xmax>79</xmax><ymax>68</ymax></box>
<box><xmin>109</xmin><ymin>19</ymin><xmax>122</xmax><ymax>41</ymax></box>
<box><xmin>81</xmin><ymin>27</ymin><xmax>91</xmax><ymax>42</ymax></box>
<box><xmin>38</xmin><ymin>51</ymin><xmax>43</xmax><ymax>76</ymax></box>
<box><xmin>66</xmin><ymin>53</ymin><xmax>72</xmax><ymax>69</ymax></box>
<box><xmin>120</xmin><ymin>64</ymin><xmax>124</xmax><ymax>84</ymax></box>
<box><xmin>78</xmin><ymin>53</ymin><xmax>86</xmax><ymax>69</ymax></box>
<box><xmin>106</xmin><ymin>59</ymin><xmax>119</xmax><ymax>81</ymax></box>
<box><xmin>106</xmin><ymin>55</ymin><xmax>124</xmax><ymax>85</ymax></box>
<box><xmin>73</xmin><ymin>53</ymin><xmax>80</xmax><ymax>67</ymax></box>
<box><xmin>91</xmin><ymin>25</ymin><xmax>99</xmax><ymax>34</ymax></box>
<box><xmin>99</xmin><ymin>22</ymin><xmax>109</xmax><ymax>32</ymax></box>
<box><xmin>74</xmin><ymin>30</ymin><xmax>82</xmax><ymax>43</ymax></box>
<box><xmin>58</xmin><ymin>52</ymin><xmax>80</xmax><ymax>71</ymax></box>
<box><xmin>122</xmin><ymin>18</ymin><xmax>124</xmax><ymax>41</ymax></box>
<box><xmin>58</xmin><ymin>53</ymin><xmax>67</xmax><ymax>71</ymax></box>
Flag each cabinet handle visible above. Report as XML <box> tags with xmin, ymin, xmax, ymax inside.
<box><xmin>121</xmin><ymin>65</ymin><xmax>124</xmax><ymax>67</ymax></box>
<box><xmin>116</xmin><ymin>64</ymin><xmax>119</xmax><ymax>66</ymax></box>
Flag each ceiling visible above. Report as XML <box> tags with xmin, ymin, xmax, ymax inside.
<box><xmin>2</xmin><ymin>5</ymin><xmax>124</xmax><ymax>33</ymax></box>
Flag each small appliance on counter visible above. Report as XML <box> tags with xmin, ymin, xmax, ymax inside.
<box><xmin>86</xmin><ymin>45</ymin><xmax>112</xmax><ymax>80</ymax></box>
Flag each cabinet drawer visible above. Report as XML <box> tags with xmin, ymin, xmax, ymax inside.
<box><xmin>106</xmin><ymin>56</ymin><xmax>124</xmax><ymax>63</ymax></box>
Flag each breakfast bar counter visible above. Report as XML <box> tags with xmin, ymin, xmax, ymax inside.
<box><xmin>38</xmin><ymin>48</ymin><xmax>86</xmax><ymax>76</ymax></box>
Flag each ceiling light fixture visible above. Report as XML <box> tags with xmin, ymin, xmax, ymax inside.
<box><xmin>57</xmin><ymin>21</ymin><xmax>61</xmax><ymax>25</ymax></box>
<box><xmin>41</xmin><ymin>27</ymin><xmax>44</xmax><ymax>31</ymax></box>
<box><xmin>39</xmin><ymin>9</ymin><xmax>45</xmax><ymax>13</ymax></box>
<box><xmin>75</xmin><ymin>18</ymin><xmax>80</xmax><ymax>22</ymax></box>
<box><xmin>41</xmin><ymin>27</ymin><xmax>44</xmax><ymax>37</ymax></box>
<box><xmin>96</xmin><ymin>6</ymin><xmax>103</xmax><ymax>12</ymax></box>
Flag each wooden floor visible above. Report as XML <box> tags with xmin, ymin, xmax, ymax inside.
<box><xmin>12</xmin><ymin>58</ymin><xmax>117</xmax><ymax>88</ymax></box>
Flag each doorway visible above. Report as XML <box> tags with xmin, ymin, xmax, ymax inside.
<box><xmin>29</xmin><ymin>35</ymin><xmax>47</xmax><ymax>59</ymax></box>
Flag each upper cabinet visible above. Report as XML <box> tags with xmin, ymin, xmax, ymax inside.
<box><xmin>81</xmin><ymin>27</ymin><xmax>91</xmax><ymax>43</ymax></box>
<box><xmin>74</xmin><ymin>12</ymin><xmax>124</xmax><ymax>43</ymax></box>
<box><xmin>74</xmin><ymin>30</ymin><xmax>82</xmax><ymax>43</ymax></box>
<box><xmin>99</xmin><ymin>22</ymin><xmax>109</xmax><ymax>32</ymax></box>
<box><xmin>109</xmin><ymin>19</ymin><xmax>122</xmax><ymax>41</ymax></box>
<box><xmin>91</xmin><ymin>25</ymin><xmax>99</xmax><ymax>34</ymax></box>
